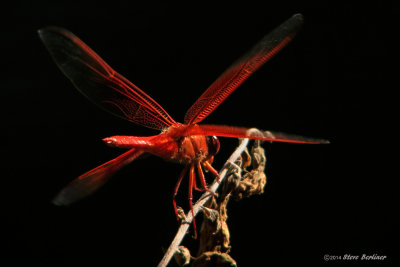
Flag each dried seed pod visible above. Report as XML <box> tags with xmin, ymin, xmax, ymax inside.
<box><xmin>174</xmin><ymin>246</ymin><xmax>191</xmax><ymax>266</ymax></box>
<box><xmin>191</xmin><ymin>251</ymin><xmax>237</xmax><ymax>267</ymax></box>
<box><xmin>233</xmin><ymin>141</ymin><xmax>267</xmax><ymax>199</ymax></box>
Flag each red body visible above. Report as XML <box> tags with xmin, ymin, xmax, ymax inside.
<box><xmin>104</xmin><ymin>124</ymin><xmax>219</xmax><ymax>164</ymax></box>
<box><xmin>39</xmin><ymin>14</ymin><xmax>328</xmax><ymax>238</ymax></box>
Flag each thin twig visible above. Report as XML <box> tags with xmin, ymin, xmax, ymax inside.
<box><xmin>157</xmin><ymin>128</ymin><xmax>261</xmax><ymax>267</ymax></box>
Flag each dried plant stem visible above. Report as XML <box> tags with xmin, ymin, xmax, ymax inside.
<box><xmin>157</xmin><ymin>128</ymin><xmax>260</xmax><ymax>267</ymax></box>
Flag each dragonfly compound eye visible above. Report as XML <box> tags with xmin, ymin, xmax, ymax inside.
<box><xmin>206</xmin><ymin>136</ymin><xmax>220</xmax><ymax>156</ymax></box>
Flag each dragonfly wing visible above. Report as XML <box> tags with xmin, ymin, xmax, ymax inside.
<box><xmin>184</xmin><ymin>14</ymin><xmax>304</xmax><ymax>125</ymax></box>
<box><xmin>185</xmin><ymin>124</ymin><xmax>329</xmax><ymax>144</ymax></box>
<box><xmin>39</xmin><ymin>27</ymin><xmax>176</xmax><ymax>130</ymax></box>
<box><xmin>53</xmin><ymin>148</ymin><xmax>145</xmax><ymax>206</ymax></box>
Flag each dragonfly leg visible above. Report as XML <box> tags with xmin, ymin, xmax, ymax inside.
<box><xmin>173</xmin><ymin>165</ymin><xmax>189</xmax><ymax>221</ymax></box>
<box><xmin>203</xmin><ymin>160</ymin><xmax>221</xmax><ymax>184</ymax></box>
<box><xmin>192</xmin><ymin>167</ymin><xmax>203</xmax><ymax>192</ymax></box>
<box><xmin>196</xmin><ymin>160</ymin><xmax>215</xmax><ymax>195</ymax></box>
<box><xmin>188</xmin><ymin>164</ymin><xmax>197</xmax><ymax>239</ymax></box>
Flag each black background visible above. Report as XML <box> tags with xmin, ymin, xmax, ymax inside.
<box><xmin>1</xmin><ymin>1</ymin><xmax>397</xmax><ymax>266</ymax></box>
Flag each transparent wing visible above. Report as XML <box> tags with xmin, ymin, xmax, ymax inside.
<box><xmin>39</xmin><ymin>27</ymin><xmax>176</xmax><ymax>130</ymax></box>
<box><xmin>53</xmin><ymin>148</ymin><xmax>145</xmax><ymax>206</ymax></box>
<box><xmin>182</xmin><ymin>124</ymin><xmax>329</xmax><ymax>144</ymax></box>
<box><xmin>184</xmin><ymin>14</ymin><xmax>304</xmax><ymax>125</ymax></box>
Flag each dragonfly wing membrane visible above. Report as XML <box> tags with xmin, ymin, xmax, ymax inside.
<box><xmin>184</xmin><ymin>14</ymin><xmax>304</xmax><ymax>125</ymax></box>
<box><xmin>184</xmin><ymin>124</ymin><xmax>329</xmax><ymax>144</ymax></box>
<box><xmin>53</xmin><ymin>148</ymin><xmax>145</xmax><ymax>206</ymax></box>
<box><xmin>39</xmin><ymin>27</ymin><xmax>176</xmax><ymax>130</ymax></box>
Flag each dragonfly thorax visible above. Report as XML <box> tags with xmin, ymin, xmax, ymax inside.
<box><xmin>173</xmin><ymin>135</ymin><xmax>220</xmax><ymax>164</ymax></box>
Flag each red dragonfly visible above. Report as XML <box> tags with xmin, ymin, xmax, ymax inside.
<box><xmin>39</xmin><ymin>14</ymin><xmax>328</xmax><ymax>236</ymax></box>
